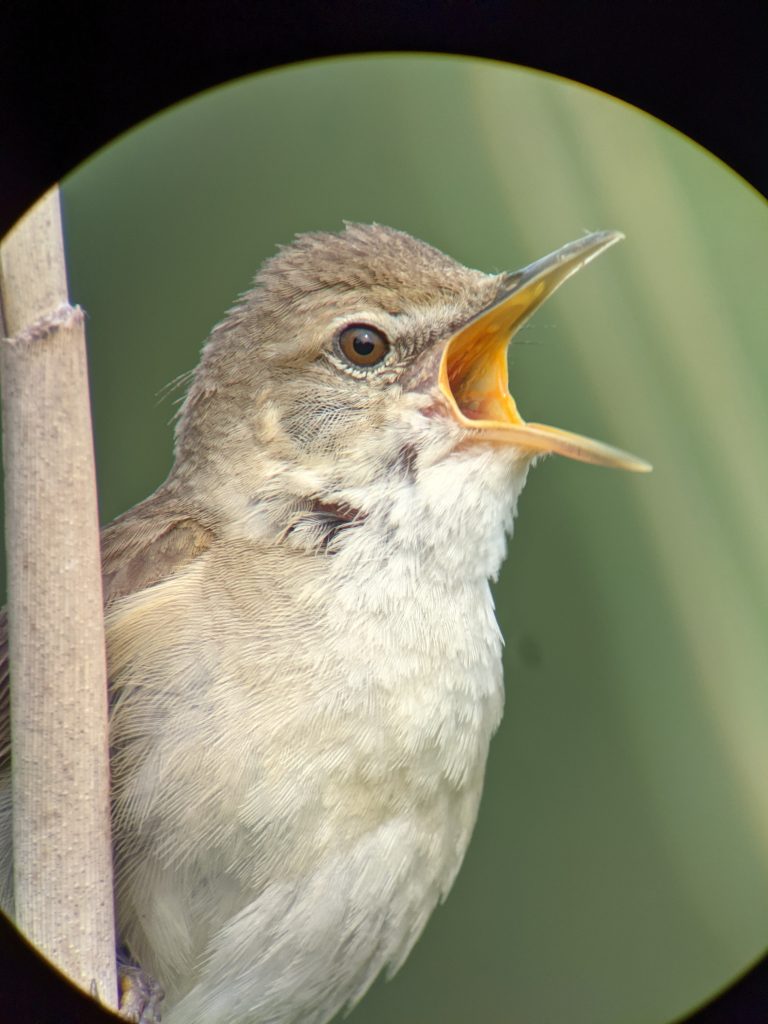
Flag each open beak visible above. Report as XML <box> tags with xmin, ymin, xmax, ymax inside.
<box><xmin>439</xmin><ymin>231</ymin><xmax>652</xmax><ymax>472</ymax></box>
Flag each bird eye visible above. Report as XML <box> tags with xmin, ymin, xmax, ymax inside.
<box><xmin>337</xmin><ymin>325</ymin><xmax>390</xmax><ymax>368</ymax></box>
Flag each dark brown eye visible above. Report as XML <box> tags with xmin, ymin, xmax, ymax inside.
<box><xmin>337</xmin><ymin>325</ymin><xmax>390</xmax><ymax>368</ymax></box>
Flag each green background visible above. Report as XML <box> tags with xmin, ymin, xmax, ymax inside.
<box><xmin>6</xmin><ymin>54</ymin><xmax>768</xmax><ymax>1024</ymax></box>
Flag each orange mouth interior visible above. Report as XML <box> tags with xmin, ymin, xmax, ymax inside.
<box><xmin>443</xmin><ymin>324</ymin><xmax>521</xmax><ymax>425</ymax></box>
<box><xmin>439</xmin><ymin>281</ymin><xmax>546</xmax><ymax>429</ymax></box>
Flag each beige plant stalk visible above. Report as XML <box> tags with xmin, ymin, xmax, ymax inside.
<box><xmin>0</xmin><ymin>188</ymin><xmax>117</xmax><ymax>1009</ymax></box>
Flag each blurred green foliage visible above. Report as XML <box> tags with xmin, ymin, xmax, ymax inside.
<box><xmin>3</xmin><ymin>55</ymin><xmax>768</xmax><ymax>1024</ymax></box>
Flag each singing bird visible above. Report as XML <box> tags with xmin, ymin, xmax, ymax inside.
<box><xmin>0</xmin><ymin>224</ymin><xmax>649</xmax><ymax>1024</ymax></box>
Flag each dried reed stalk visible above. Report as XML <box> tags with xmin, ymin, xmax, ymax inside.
<box><xmin>0</xmin><ymin>188</ymin><xmax>117</xmax><ymax>1009</ymax></box>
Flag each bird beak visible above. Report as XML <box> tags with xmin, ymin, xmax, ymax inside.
<box><xmin>438</xmin><ymin>231</ymin><xmax>652</xmax><ymax>472</ymax></box>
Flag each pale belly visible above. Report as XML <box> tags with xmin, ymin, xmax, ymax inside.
<box><xmin>110</xmin><ymin>493</ymin><xmax>510</xmax><ymax>1024</ymax></box>
<box><xmin>115</xmin><ymin>647</ymin><xmax>498</xmax><ymax>1019</ymax></box>
<box><xmin>128</xmin><ymin>775</ymin><xmax>485</xmax><ymax>1024</ymax></box>
<box><xmin>113</xmin><ymin>609</ymin><xmax>502</xmax><ymax>1024</ymax></box>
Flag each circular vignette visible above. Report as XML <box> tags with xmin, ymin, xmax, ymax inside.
<box><xmin>1</xmin><ymin>51</ymin><xmax>768</xmax><ymax>1024</ymax></box>
<box><xmin>0</xmin><ymin>1</ymin><xmax>766</xmax><ymax>231</ymax></box>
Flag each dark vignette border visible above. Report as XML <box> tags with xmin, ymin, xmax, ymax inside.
<box><xmin>1</xmin><ymin>0</ymin><xmax>766</xmax><ymax>236</ymax></box>
<box><xmin>0</xmin><ymin>1</ymin><xmax>766</xmax><ymax>1022</ymax></box>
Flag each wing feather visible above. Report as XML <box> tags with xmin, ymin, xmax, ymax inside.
<box><xmin>0</xmin><ymin>491</ymin><xmax>214</xmax><ymax>767</ymax></box>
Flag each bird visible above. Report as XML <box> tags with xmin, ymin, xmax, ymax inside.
<box><xmin>0</xmin><ymin>223</ymin><xmax>649</xmax><ymax>1024</ymax></box>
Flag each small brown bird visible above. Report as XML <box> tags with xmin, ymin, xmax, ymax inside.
<box><xmin>0</xmin><ymin>224</ymin><xmax>649</xmax><ymax>1024</ymax></box>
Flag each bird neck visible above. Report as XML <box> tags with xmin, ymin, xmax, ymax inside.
<box><xmin>217</xmin><ymin>444</ymin><xmax>532</xmax><ymax>589</ymax></box>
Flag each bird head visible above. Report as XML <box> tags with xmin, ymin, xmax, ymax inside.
<box><xmin>172</xmin><ymin>224</ymin><xmax>649</xmax><ymax>544</ymax></box>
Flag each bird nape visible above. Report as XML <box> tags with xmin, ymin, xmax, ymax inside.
<box><xmin>0</xmin><ymin>223</ymin><xmax>649</xmax><ymax>1024</ymax></box>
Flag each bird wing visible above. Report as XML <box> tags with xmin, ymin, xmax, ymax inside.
<box><xmin>0</xmin><ymin>493</ymin><xmax>215</xmax><ymax>767</ymax></box>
